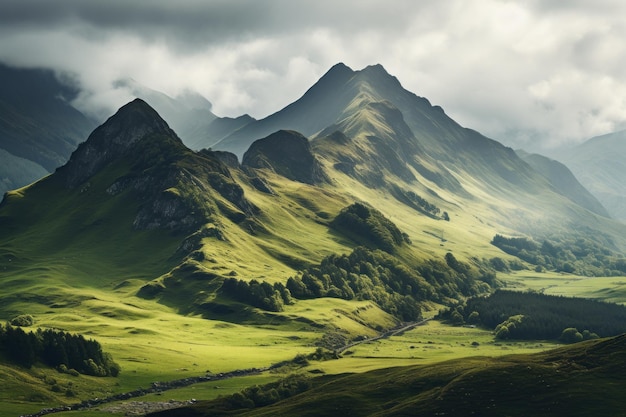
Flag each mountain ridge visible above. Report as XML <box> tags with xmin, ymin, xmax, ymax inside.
<box><xmin>558</xmin><ymin>130</ymin><xmax>626</xmax><ymax>222</ymax></box>
<box><xmin>0</xmin><ymin>62</ymin><xmax>97</xmax><ymax>197</ymax></box>
<box><xmin>3</xmin><ymin>63</ymin><xmax>626</xmax><ymax>414</ymax></box>
<box><xmin>517</xmin><ymin>150</ymin><xmax>610</xmax><ymax>218</ymax></box>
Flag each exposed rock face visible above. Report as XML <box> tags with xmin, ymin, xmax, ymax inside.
<box><xmin>53</xmin><ymin>98</ymin><xmax>256</xmax><ymax>234</ymax></box>
<box><xmin>242</xmin><ymin>130</ymin><xmax>329</xmax><ymax>185</ymax></box>
<box><xmin>57</xmin><ymin>98</ymin><xmax>179</xmax><ymax>188</ymax></box>
<box><xmin>210</xmin><ymin>150</ymin><xmax>240</xmax><ymax>168</ymax></box>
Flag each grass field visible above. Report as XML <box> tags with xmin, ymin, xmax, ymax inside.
<box><xmin>499</xmin><ymin>270</ymin><xmax>626</xmax><ymax>304</ymax></box>
<box><xmin>4</xmin><ymin>244</ymin><xmax>626</xmax><ymax>417</ymax></box>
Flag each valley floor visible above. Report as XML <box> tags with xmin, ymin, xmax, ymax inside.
<box><xmin>4</xmin><ymin>270</ymin><xmax>626</xmax><ymax>417</ymax></box>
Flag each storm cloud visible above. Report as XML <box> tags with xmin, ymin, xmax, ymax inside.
<box><xmin>2</xmin><ymin>0</ymin><xmax>626</xmax><ymax>152</ymax></box>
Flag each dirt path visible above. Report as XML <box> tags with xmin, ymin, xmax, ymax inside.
<box><xmin>335</xmin><ymin>318</ymin><xmax>431</xmax><ymax>353</ymax></box>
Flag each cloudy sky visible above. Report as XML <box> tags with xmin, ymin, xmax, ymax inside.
<box><xmin>1</xmin><ymin>0</ymin><xmax>625</xmax><ymax>152</ymax></box>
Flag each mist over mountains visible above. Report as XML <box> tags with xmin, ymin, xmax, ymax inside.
<box><xmin>3</xmin><ymin>60</ymin><xmax>625</xmax><ymax>253</ymax></box>
<box><xmin>1</xmin><ymin>59</ymin><xmax>624</xmax><ymax>235</ymax></box>
<box><xmin>4</xmin><ymin>60</ymin><xmax>626</xmax><ymax>416</ymax></box>
<box><xmin>557</xmin><ymin>130</ymin><xmax>626</xmax><ymax>223</ymax></box>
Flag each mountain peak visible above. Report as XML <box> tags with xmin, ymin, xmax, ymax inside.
<box><xmin>362</xmin><ymin>63</ymin><xmax>387</xmax><ymax>73</ymax></box>
<box><xmin>57</xmin><ymin>98</ymin><xmax>182</xmax><ymax>188</ymax></box>
<box><xmin>324</xmin><ymin>62</ymin><xmax>354</xmax><ymax>77</ymax></box>
<box><xmin>103</xmin><ymin>98</ymin><xmax>175</xmax><ymax>139</ymax></box>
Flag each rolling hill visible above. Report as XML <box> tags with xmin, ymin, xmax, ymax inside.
<box><xmin>2</xmin><ymin>63</ymin><xmax>626</xmax><ymax>416</ymax></box>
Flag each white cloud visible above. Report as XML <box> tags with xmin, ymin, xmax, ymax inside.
<box><xmin>1</xmin><ymin>0</ymin><xmax>626</xmax><ymax>152</ymax></box>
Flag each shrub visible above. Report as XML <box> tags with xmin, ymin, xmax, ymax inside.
<box><xmin>10</xmin><ymin>314</ymin><xmax>34</xmax><ymax>327</ymax></box>
<box><xmin>560</xmin><ymin>328</ymin><xmax>583</xmax><ymax>344</ymax></box>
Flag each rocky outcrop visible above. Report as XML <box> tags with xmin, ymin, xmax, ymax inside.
<box><xmin>53</xmin><ymin>99</ymin><xmax>257</xmax><ymax>234</ymax></box>
<box><xmin>242</xmin><ymin>130</ymin><xmax>329</xmax><ymax>185</ymax></box>
<box><xmin>57</xmin><ymin>98</ymin><xmax>180</xmax><ymax>189</ymax></box>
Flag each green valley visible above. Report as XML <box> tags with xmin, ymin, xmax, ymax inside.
<box><xmin>1</xmin><ymin>64</ymin><xmax>626</xmax><ymax>417</ymax></box>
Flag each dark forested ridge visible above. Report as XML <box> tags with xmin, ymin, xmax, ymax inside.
<box><xmin>491</xmin><ymin>234</ymin><xmax>626</xmax><ymax>276</ymax></box>
<box><xmin>441</xmin><ymin>290</ymin><xmax>626</xmax><ymax>341</ymax></box>
<box><xmin>149</xmin><ymin>334</ymin><xmax>626</xmax><ymax>417</ymax></box>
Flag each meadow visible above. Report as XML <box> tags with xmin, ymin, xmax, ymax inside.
<box><xmin>4</xmin><ymin>241</ymin><xmax>626</xmax><ymax>417</ymax></box>
<box><xmin>3</xmin><ymin>152</ymin><xmax>626</xmax><ymax>416</ymax></box>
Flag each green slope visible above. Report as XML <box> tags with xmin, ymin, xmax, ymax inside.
<box><xmin>152</xmin><ymin>334</ymin><xmax>626</xmax><ymax>417</ymax></box>
<box><xmin>517</xmin><ymin>150</ymin><xmax>610</xmax><ymax>217</ymax></box>
<box><xmin>3</xmin><ymin>65</ymin><xmax>626</xmax><ymax>416</ymax></box>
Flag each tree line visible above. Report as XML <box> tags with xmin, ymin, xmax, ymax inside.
<box><xmin>491</xmin><ymin>234</ymin><xmax>626</xmax><ymax>276</ymax></box>
<box><xmin>0</xmin><ymin>323</ymin><xmax>120</xmax><ymax>376</ymax></box>
<box><xmin>330</xmin><ymin>203</ymin><xmax>411</xmax><ymax>253</ymax></box>
<box><xmin>217</xmin><ymin>247</ymin><xmax>497</xmax><ymax>322</ymax></box>
<box><xmin>440</xmin><ymin>290</ymin><xmax>626</xmax><ymax>341</ymax></box>
<box><xmin>285</xmin><ymin>247</ymin><xmax>493</xmax><ymax>322</ymax></box>
<box><xmin>220</xmin><ymin>278</ymin><xmax>293</xmax><ymax>312</ymax></box>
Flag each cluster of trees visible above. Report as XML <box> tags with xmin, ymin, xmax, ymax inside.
<box><xmin>285</xmin><ymin>247</ymin><xmax>493</xmax><ymax>321</ymax></box>
<box><xmin>226</xmin><ymin>374</ymin><xmax>311</xmax><ymax>409</ymax></box>
<box><xmin>441</xmin><ymin>290</ymin><xmax>626</xmax><ymax>341</ymax></box>
<box><xmin>390</xmin><ymin>185</ymin><xmax>446</xmax><ymax>220</ymax></box>
<box><xmin>0</xmin><ymin>323</ymin><xmax>120</xmax><ymax>376</ymax></box>
<box><xmin>491</xmin><ymin>234</ymin><xmax>626</xmax><ymax>276</ymax></box>
<box><xmin>220</xmin><ymin>278</ymin><xmax>293</xmax><ymax>312</ymax></box>
<box><xmin>559</xmin><ymin>327</ymin><xmax>600</xmax><ymax>344</ymax></box>
<box><xmin>330</xmin><ymin>203</ymin><xmax>411</xmax><ymax>253</ymax></box>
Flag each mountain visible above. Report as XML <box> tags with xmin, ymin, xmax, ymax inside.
<box><xmin>212</xmin><ymin>62</ymin><xmax>543</xmax><ymax>190</ymax></box>
<box><xmin>0</xmin><ymin>99</ymin><xmax>257</xmax><ymax>293</ymax></box>
<box><xmin>516</xmin><ymin>150</ymin><xmax>610</xmax><ymax>218</ymax></box>
<box><xmin>242</xmin><ymin>130</ymin><xmax>329</xmax><ymax>185</ymax></box>
<box><xmin>4</xmin><ymin>64</ymin><xmax>626</xmax><ymax>414</ymax></box>
<box><xmin>558</xmin><ymin>130</ymin><xmax>626</xmax><ymax>222</ymax></box>
<box><xmin>115</xmin><ymin>78</ymin><xmax>255</xmax><ymax>151</ymax></box>
<box><xmin>211</xmin><ymin>63</ymin><xmax>624</xmax><ymax>243</ymax></box>
<box><xmin>0</xmin><ymin>63</ymin><xmax>97</xmax><ymax>196</ymax></box>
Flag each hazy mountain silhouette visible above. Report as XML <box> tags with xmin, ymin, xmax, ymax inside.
<box><xmin>559</xmin><ymin>130</ymin><xmax>626</xmax><ymax>222</ymax></box>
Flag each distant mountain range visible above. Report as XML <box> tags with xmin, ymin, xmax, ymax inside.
<box><xmin>3</xmin><ymin>62</ymin><xmax>625</xmax><ymax>272</ymax></box>
<box><xmin>0</xmin><ymin>63</ymin><xmax>97</xmax><ymax>196</ymax></box>
<box><xmin>3</xmin><ymin>61</ymin><xmax>624</xmax><ymax>233</ymax></box>
<box><xmin>557</xmin><ymin>130</ymin><xmax>626</xmax><ymax>222</ymax></box>
<box><xmin>516</xmin><ymin>150</ymin><xmax>609</xmax><ymax>218</ymax></box>
<box><xmin>3</xmin><ymin>62</ymin><xmax>626</xmax><ymax>414</ymax></box>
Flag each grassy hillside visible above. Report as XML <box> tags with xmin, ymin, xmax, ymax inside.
<box><xmin>152</xmin><ymin>334</ymin><xmax>626</xmax><ymax>417</ymax></box>
<box><xmin>3</xmin><ymin>66</ymin><xmax>626</xmax><ymax>417</ymax></box>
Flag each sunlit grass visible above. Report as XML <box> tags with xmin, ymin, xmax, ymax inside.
<box><xmin>499</xmin><ymin>270</ymin><xmax>626</xmax><ymax>305</ymax></box>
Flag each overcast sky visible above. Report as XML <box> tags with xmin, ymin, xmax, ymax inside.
<box><xmin>1</xmin><ymin>0</ymin><xmax>626</xmax><ymax>152</ymax></box>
